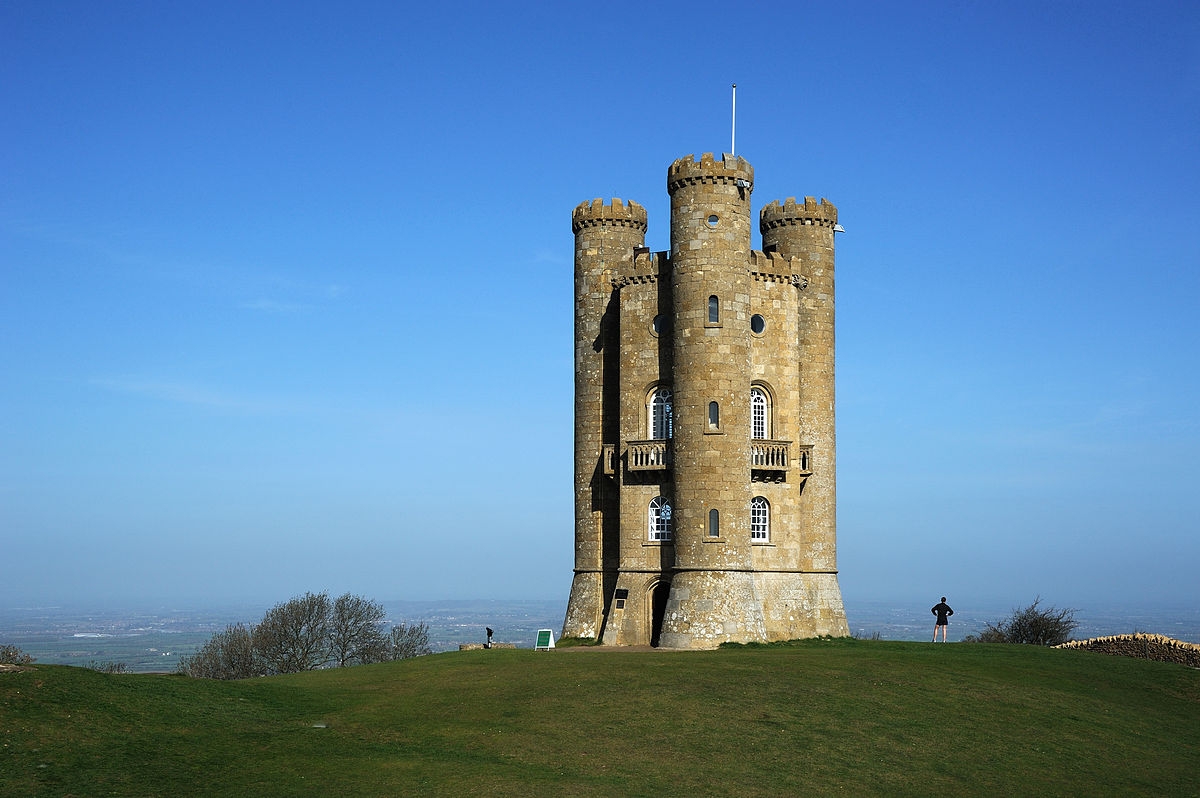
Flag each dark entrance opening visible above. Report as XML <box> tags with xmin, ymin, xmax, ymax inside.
<box><xmin>649</xmin><ymin>579</ymin><xmax>671</xmax><ymax>647</ymax></box>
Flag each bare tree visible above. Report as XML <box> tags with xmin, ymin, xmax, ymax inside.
<box><xmin>253</xmin><ymin>592</ymin><xmax>333</xmax><ymax>674</ymax></box>
<box><xmin>965</xmin><ymin>597</ymin><xmax>1078</xmax><ymax>646</ymax></box>
<box><xmin>178</xmin><ymin>591</ymin><xmax>435</xmax><ymax>680</ymax></box>
<box><xmin>329</xmin><ymin>593</ymin><xmax>389</xmax><ymax>667</ymax></box>
<box><xmin>390</xmin><ymin>622</ymin><xmax>433</xmax><ymax>660</ymax></box>
<box><xmin>178</xmin><ymin>624</ymin><xmax>261</xmax><ymax>679</ymax></box>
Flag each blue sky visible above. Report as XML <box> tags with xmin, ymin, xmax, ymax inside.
<box><xmin>2</xmin><ymin>1</ymin><xmax>1197</xmax><ymax>610</ymax></box>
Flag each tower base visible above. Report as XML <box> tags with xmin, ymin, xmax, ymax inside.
<box><xmin>562</xmin><ymin>570</ymin><xmax>605</xmax><ymax>641</ymax></box>
<box><xmin>658</xmin><ymin>570</ymin><xmax>848</xmax><ymax>650</ymax></box>
<box><xmin>658</xmin><ymin>570</ymin><xmax>768</xmax><ymax>650</ymax></box>
<box><xmin>755</xmin><ymin>571</ymin><xmax>850</xmax><ymax>640</ymax></box>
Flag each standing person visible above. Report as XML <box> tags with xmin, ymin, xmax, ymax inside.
<box><xmin>931</xmin><ymin>597</ymin><xmax>953</xmax><ymax>642</ymax></box>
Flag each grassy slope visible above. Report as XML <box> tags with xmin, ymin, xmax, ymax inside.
<box><xmin>2</xmin><ymin>639</ymin><xmax>1198</xmax><ymax>797</ymax></box>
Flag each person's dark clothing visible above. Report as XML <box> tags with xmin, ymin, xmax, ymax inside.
<box><xmin>932</xmin><ymin>602</ymin><xmax>953</xmax><ymax>626</ymax></box>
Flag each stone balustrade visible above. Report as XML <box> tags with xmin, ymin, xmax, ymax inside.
<box><xmin>628</xmin><ymin>440</ymin><xmax>670</xmax><ymax>471</ymax></box>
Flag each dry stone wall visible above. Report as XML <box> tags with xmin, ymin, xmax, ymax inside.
<box><xmin>1055</xmin><ymin>634</ymin><xmax>1200</xmax><ymax>667</ymax></box>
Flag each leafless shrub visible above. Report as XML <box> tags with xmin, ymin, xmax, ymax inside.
<box><xmin>177</xmin><ymin>623</ymin><xmax>262</xmax><ymax>679</ymax></box>
<box><xmin>390</xmin><ymin>622</ymin><xmax>432</xmax><ymax>659</ymax></box>
<box><xmin>86</xmin><ymin>660</ymin><xmax>129</xmax><ymax>674</ymax></box>
<box><xmin>964</xmin><ymin>597</ymin><xmax>1078</xmax><ymax>646</ymax></box>
<box><xmin>179</xmin><ymin>591</ymin><xmax>432</xmax><ymax>679</ymax></box>
<box><xmin>0</xmin><ymin>644</ymin><xmax>34</xmax><ymax>665</ymax></box>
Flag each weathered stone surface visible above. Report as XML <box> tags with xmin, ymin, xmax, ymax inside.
<box><xmin>563</xmin><ymin>154</ymin><xmax>849</xmax><ymax>648</ymax></box>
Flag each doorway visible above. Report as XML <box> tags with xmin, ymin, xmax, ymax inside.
<box><xmin>648</xmin><ymin>579</ymin><xmax>671</xmax><ymax>647</ymax></box>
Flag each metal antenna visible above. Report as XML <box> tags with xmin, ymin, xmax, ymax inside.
<box><xmin>731</xmin><ymin>83</ymin><xmax>737</xmax><ymax>155</ymax></box>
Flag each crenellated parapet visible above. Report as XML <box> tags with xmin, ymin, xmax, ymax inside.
<box><xmin>667</xmin><ymin>152</ymin><xmax>754</xmax><ymax>193</ymax></box>
<box><xmin>572</xmin><ymin>198</ymin><xmax>648</xmax><ymax>234</ymax></box>
<box><xmin>760</xmin><ymin>196</ymin><xmax>839</xmax><ymax>232</ymax></box>
<box><xmin>613</xmin><ymin>250</ymin><xmax>670</xmax><ymax>287</ymax></box>
<box><xmin>747</xmin><ymin>250</ymin><xmax>808</xmax><ymax>288</ymax></box>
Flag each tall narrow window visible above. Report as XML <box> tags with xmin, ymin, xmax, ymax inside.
<box><xmin>708</xmin><ymin>295</ymin><xmax>720</xmax><ymax>323</ymax></box>
<box><xmin>751</xmin><ymin>387</ymin><xmax>768</xmax><ymax>439</ymax></box>
<box><xmin>709</xmin><ymin>509</ymin><xmax>720</xmax><ymax>537</ymax></box>
<box><xmin>650</xmin><ymin>387</ymin><xmax>673</xmax><ymax>439</ymax></box>
<box><xmin>751</xmin><ymin>496</ymin><xmax>770</xmax><ymax>541</ymax></box>
<box><xmin>708</xmin><ymin>401</ymin><xmax>720</xmax><ymax>430</ymax></box>
<box><xmin>649</xmin><ymin>497</ymin><xmax>673</xmax><ymax>542</ymax></box>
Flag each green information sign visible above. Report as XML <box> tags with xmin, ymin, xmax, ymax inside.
<box><xmin>534</xmin><ymin>629</ymin><xmax>555</xmax><ymax>650</ymax></box>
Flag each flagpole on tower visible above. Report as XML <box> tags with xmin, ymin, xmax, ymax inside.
<box><xmin>731</xmin><ymin>83</ymin><xmax>737</xmax><ymax>155</ymax></box>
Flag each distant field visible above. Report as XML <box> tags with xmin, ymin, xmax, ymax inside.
<box><xmin>2</xmin><ymin>639</ymin><xmax>1197</xmax><ymax>796</ymax></box>
<box><xmin>5</xmin><ymin>598</ymin><xmax>1198</xmax><ymax>673</ymax></box>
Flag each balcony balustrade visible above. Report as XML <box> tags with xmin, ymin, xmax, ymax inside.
<box><xmin>627</xmin><ymin>439</ymin><xmax>670</xmax><ymax>471</ymax></box>
<box><xmin>620</xmin><ymin>439</ymin><xmax>811</xmax><ymax>475</ymax></box>
<box><xmin>751</xmin><ymin>440</ymin><xmax>791</xmax><ymax>470</ymax></box>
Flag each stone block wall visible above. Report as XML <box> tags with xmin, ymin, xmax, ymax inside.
<box><xmin>1055</xmin><ymin>634</ymin><xmax>1200</xmax><ymax>667</ymax></box>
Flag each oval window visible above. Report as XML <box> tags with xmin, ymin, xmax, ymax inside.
<box><xmin>751</xmin><ymin>314</ymin><xmax>766</xmax><ymax>334</ymax></box>
<box><xmin>707</xmin><ymin>214</ymin><xmax>719</xmax><ymax>227</ymax></box>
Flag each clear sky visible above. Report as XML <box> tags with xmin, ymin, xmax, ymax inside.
<box><xmin>2</xmin><ymin>1</ymin><xmax>1197</xmax><ymax>610</ymax></box>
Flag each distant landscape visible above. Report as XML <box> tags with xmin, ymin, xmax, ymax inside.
<box><xmin>3</xmin><ymin>598</ymin><xmax>1197</xmax><ymax>673</ymax></box>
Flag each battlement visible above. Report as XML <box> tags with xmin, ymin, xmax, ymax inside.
<box><xmin>667</xmin><ymin>153</ymin><xmax>754</xmax><ymax>193</ymax></box>
<box><xmin>760</xmin><ymin>196</ymin><xmax>839</xmax><ymax>231</ymax></box>
<box><xmin>572</xmin><ymin>198</ymin><xmax>648</xmax><ymax>234</ymax></box>
<box><xmin>613</xmin><ymin>249</ymin><xmax>670</xmax><ymax>287</ymax></box>
<box><xmin>748</xmin><ymin>250</ymin><xmax>808</xmax><ymax>288</ymax></box>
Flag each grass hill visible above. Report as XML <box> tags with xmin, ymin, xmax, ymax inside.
<box><xmin>2</xmin><ymin>638</ymin><xmax>1197</xmax><ymax>796</ymax></box>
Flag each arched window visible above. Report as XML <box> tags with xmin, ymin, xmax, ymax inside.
<box><xmin>708</xmin><ymin>401</ymin><xmax>720</xmax><ymax>430</ymax></box>
<box><xmin>751</xmin><ymin>496</ymin><xmax>770</xmax><ymax>541</ymax></box>
<box><xmin>708</xmin><ymin>295</ymin><xmax>720</xmax><ymax>323</ymax></box>
<box><xmin>649</xmin><ymin>496</ymin><xmax>673</xmax><ymax>542</ymax></box>
<box><xmin>751</xmin><ymin>387</ymin><xmax>769</xmax><ymax>439</ymax></box>
<box><xmin>649</xmin><ymin>387</ymin><xmax>673</xmax><ymax>440</ymax></box>
<box><xmin>708</xmin><ymin>508</ymin><xmax>720</xmax><ymax>537</ymax></box>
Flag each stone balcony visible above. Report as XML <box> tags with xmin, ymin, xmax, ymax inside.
<box><xmin>627</xmin><ymin>439</ymin><xmax>671</xmax><ymax>471</ymax></box>
<box><xmin>613</xmin><ymin>439</ymin><xmax>812</xmax><ymax>476</ymax></box>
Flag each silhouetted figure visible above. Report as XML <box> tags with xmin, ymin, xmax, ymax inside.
<box><xmin>485</xmin><ymin>627</ymin><xmax>494</xmax><ymax>649</ymax></box>
<box><xmin>931</xmin><ymin>597</ymin><xmax>953</xmax><ymax>642</ymax></box>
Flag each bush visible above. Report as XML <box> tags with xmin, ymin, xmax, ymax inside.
<box><xmin>253</xmin><ymin>592</ymin><xmax>334</xmax><ymax>674</ymax></box>
<box><xmin>965</xmin><ymin>597</ymin><xmax>1078</xmax><ymax>646</ymax></box>
<box><xmin>389</xmin><ymin>622</ymin><xmax>432</xmax><ymax>660</ymax></box>
<box><xmin>86</xmin><ymin>661</ymin><xmax>129</xmax><ymax>674</ymax></box>
<box><xmin>178</xmin><ymin>624</ymin><xmax>262</xmax><ymax>679</ymax></box>
<box><xmin>330</xmin><ymin>594</ymin><xmax>389</xmax><ymax>667</ymax></box>
<box><xmin>178</xmin><ymin>592</ymin><xmax>431</xmax><ymax>679</ymax></box>
<box><xmin>0</xmin><ymin>644</ymin><xmax>34</xmax><ymax>665</ymax></box>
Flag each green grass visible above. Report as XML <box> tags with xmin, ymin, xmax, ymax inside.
<box><xmin>3</xmin><ymin>639</ymin><xmax>1198</xmax><ymax>796</ymax></box>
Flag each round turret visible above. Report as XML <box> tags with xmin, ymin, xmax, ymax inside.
<box><xmin>564</xmin><ymin>197</ymin><xmax>647</xmax><ymax>642</ymax></box>
<box><xmin>763</xmin><ymin>195</ymin><xmax>840</xmax><ymax>236</ymax></box>
<box><xmin>572</xmin><ymin>197</ymin><xmax>648</xmax><ymax>235</ymax></box>
<box><xmin>760</xmin><ymin>196</ymin><xmax>839</xmax><ymax>578</ymax></box>
<box><xmin>667</xmin><ymin>153</ymin><xmax>753</xmax><ymax>265</ymax></box>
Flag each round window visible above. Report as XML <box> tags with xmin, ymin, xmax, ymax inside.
<box><xmin>751</xmin><ymin>314</ymin><xmax>766</xmax><ymax>334</ymax></box>
<box><xmin>652</xmin><ymin>314</ymin><xmax>664</xmax><ymax>335</ymax></box>
<box><xmin>706</xmin><ymin>214</ymin><xmax>719</xmax><ymax>227</ymax></box>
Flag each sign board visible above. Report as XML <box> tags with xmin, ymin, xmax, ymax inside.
<box><xmin>534</xmin><ymin>629</ymin><xmax>555</xmax><ymax>650</ymax></box>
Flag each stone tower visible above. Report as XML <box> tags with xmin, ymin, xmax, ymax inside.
<box><xmin>563</xmin><ymin>153</ymin><xmax>849</xmax><ymax>649</ymax></box>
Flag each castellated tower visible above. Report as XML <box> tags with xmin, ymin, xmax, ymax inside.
<box><xmin>562</xmin><ymin>154</ymin><xmax>849</xmax><ymax>649</ymax></box>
